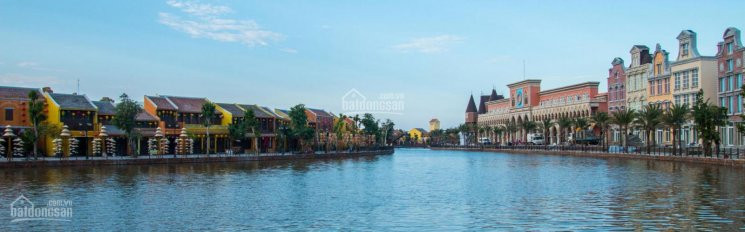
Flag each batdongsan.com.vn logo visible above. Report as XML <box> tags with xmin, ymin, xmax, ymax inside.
<box><xmin>9</xmin><ymin>195</ymin><xmax>73</xmax><ymax>223</ymax></box>
<box><xmin>341</xmin><ymin>88</ymin><xmax>405</xmax><ymax>115</ymax></box>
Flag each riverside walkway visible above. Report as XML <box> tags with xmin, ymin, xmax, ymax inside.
<box><xmin>0</xmin><ymin>148</ymin><xmax>394</xmax><ymax>168</ymax></box>
<box><xmin>431</xmin><ymin>145</ymin><xmax>745</xmax><ymax>168</ymax></box>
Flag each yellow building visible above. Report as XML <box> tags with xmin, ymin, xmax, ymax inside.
<box><xmin>44</xmin><ymin>91</ymin><xmax>98</xmax><ymax>156</ymax></box>
<box><xmin>647</xmin><ymin>44</ymin><xmax>673</xmax><ymax>145</ymax></box>
<box><xmin>408</xmin><ymin>128</ymin><xmax>429</xmax><ymax>143</ymax></box>
<box><xmin>647</xmin><ymin>43</ymin><xmax>673</xmax><ymax>109</ymax></box>
<box><xmin>429</xmin><ymin>118</ymin><xmax>440</xmax><ymax>131</ymax></box>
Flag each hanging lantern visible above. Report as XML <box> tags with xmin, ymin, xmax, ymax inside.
<box><xmin>68</xmin><ymin>138</ymin><xmax>79</xmax><ymax>156</ymax></box>
<box><xmin>92</xmin><ymin>137</ymin><xmax>102</xmax><ymax>155</ymax></box>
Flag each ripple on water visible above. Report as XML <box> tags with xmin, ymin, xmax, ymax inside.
<box><xmin>0</xmin><ymin>149</ymin><xmax>744</xmax><ymax>230</ymax></box>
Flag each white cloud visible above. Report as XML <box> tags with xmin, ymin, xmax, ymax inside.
<box><xmin>280</xmin><ymin>48</ymin><xmax>297</xmax><ymax>54</ymax></box>
<box><xmin>17</xmin><ymin>61</ymin><xmax>39</xmax><ymax>68</ymax></box>
<box><xmin>0</xmin><ymin>73</ymin><xmax>60</xmax><ymax>85</ymax></box>
<box><xmin>166</xmin><ymin>0</ymin><xmax>231</xmax><ymax>16</ymax></box>
<box><xmin>393</xmin><ymin>35</ymin><xmax>463</xmax><ymax>53</ymax></box>
<box><xmin>159</xmin><ymin>1</ymin><xmax>282</xmax><ymax>47</ymax></box>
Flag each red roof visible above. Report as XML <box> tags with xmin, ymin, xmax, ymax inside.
<box><xmin>0</xmin><ymin>86</ymin><xmax>40</xmax><ymax>100</ymax></box>
<box><xmin>146</xmin><ymin>96</ymin><xmax>177</xmax><ymax>111</ymax></box>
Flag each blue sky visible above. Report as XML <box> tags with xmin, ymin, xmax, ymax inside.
<box><xmin>1</xmin><ymin>0</ymin><xmax>744</xmax><ymax>130</ymax></box>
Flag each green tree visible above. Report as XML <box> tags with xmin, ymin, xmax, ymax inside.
<box><xmin>289</xmin><ymin>104</ymin><xmax>314</xmax><ymax>152</ymax></box>
<box><xmin>662</xmin><ymin>104</ymin><xmax>689</xmax><ymax>156</ymax></box>
<box><xmin>380</xmin><ymin>119</ymin><xmax>395</xmax><ymax>145</ymax></box>
<box><xmin>227</xmin><ymin>119</ymin><xmax>246</xmax><ymax>154</ymax></box>
<box><xmin>539</xmin><ymin>119</ymin><xmax>553</xmax><ymax>145</ymax></box>
<box><xmin>505</xmin><ymin>121</ymin><xmax>518</xmax><ymax>144</ymax></box>
<box><xmin>333</xmin><ymin>113</ymin><xmax>347</xmax><ymax>152</ymax></box>
<box><xmin>243</xmin><ymin>108</ymin><xmax>260</xmax><ymax>155</ymax></box>
<box><xmin>201</xmin><ymin>102</ymin><xmax>216</xmax><ymax>155</ymax></box>
<box><xmin>557</xmin><ymin>116</ymin><xmax>572</xmax><ymax>144</ymax></box>
<box><xmin>361</xmin><ymin>113</ymin><xmax>379</xmax><ymax>139</ymax></box>
<box><xmin>112</xmin><ymin>93</ymin><xmax>143</xmax><ymax>156</ymax></box>
<box><xmin>692</xmin><ymin>90</ymin><xmax>727</xmax><ymax>156</ymax></box>
<box><xmin>521</xmin><ymin>121</ymin><xmax>537</xmax><ymax>143</ymax></box>
<box><xmin>573</xmin><ymin>118</ymin><xmax>589</xmax><ymax>141</ymax></box>
<box><xmin>611</xmin><ymin>109</ymin><xmax>636</xmax><ymax>151</ymax></box>
<box><xmin>590</xmin><ymin>112</ymin><xmax>610</xmax><ymax>149</ymax></box>
<box><xmin>27</xmin><ymin>90</ymin><xmax>46</xmax><ymax>159</ymax></box>
<box><xmin>492</xmin><ymin>126</ymin><xmax>503</xmax><ymax>145</ymax></box>
<box><xmin>635</xmin><ymin>104</ymin><xmax>663</xmax><ymax>154</ymax></box>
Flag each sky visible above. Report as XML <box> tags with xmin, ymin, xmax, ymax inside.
<box><xmin>1</xmin><ymin>0</ymin><xmax>745</xmax><ymax>130</ymax></box>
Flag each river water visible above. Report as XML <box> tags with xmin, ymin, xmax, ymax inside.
<box><xmin>1</xmin><ymin>148</ymin><xmax>744</xmax><ymax>230</ymax></box>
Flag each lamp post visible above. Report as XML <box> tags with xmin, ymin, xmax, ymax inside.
<box><xmin>3</xmin><ymin>125</ymin><xmax>16</xmax><ymax>161</ymax></box>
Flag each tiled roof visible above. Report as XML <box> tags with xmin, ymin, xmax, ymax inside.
<box><xmin>146</xmin><ymin>96</ymin><xmax>177</xmax><ymax>111</ymax></box>
<box><xmin>92</xmin><ymin>101</ymin><xmax>116</xmax><ymax>115</ymax></box>
<box><xmin>217</xmin><ymin>103</ymin><xmax>245</xmax><ymax>117</ymax></box>
<box><xmin>274</xmin><ymin>109</ymin><xmax>290</xmax><ymax>120</ymax></box>
<box><xmin>478</xmin><ymin>95</ymin><xmax>489</xmax><ymax>114</ymax></box>
<box><xmin>49</xmin><ymin>93</ymin><xmax>96</xmax><ymax>111</ymax></box>
<box><xmin>135</xmin><ymin>111</ymin><xmax>158</xmax><ymax>121</ymax></box>
<box><xmin>164</xmin><ymin>96</ymin><xmax>208</xmax><ymax>113</ymax></box>
<box><xmin>0</xmin><ymin>86</ymin><xmax>40</xmax><ymax>100</ymax></box>
<box><xmin>260</xmin><ymin>106</ymin><xmax>281</xmax><ymax>118</ymax></box>
<box><xmin>308</xmin><ymin>108</ymin><xmax>334</xmax><ymax>117</ymax></box>
<box><xmin>238</xmin><ymin>104</ymin><xmax>273</xmax><ymax>118</ymax></box>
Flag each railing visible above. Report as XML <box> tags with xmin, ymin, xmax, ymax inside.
<box><xmin>431</xmin><ymin>144</ymin><xmax>743</xmax><ymax>160</ymax></box>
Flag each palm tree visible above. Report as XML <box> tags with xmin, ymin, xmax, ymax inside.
<box><xmin>505</xmin><ymin>121</ymin><xmax>518</xmax><ymax>144</ymax></box>
<box><xmin>27</xmin><ymin>90</ymin><xmax>46</xmax><ymax>159</ymax></box>
<box><xmin>492</xmin><ymin>126</ymin><xmax>503</xmax><ymax>145</ymax></box>
<box><xmin>591</xmin><ymin>112</ymin><xmax>610</xmax><ymax>149</ymax></box>
<box><xmin>333</xmin><ymin>113</ymin><xmax>348</xmax><ymax>153</ymax></box>
<box><xmin>662</xmin><ymin>104</ymin><xmax>689</xmax><ymax>156</ymax></box>
<box><xmin>635</xmin><ymin>104</ymin><xmax>663</xmax><ymax>154</ymax></box>
<box><xmin>557</xmin><ymin>116</ymin><xmax>572</xmax><ymax>144</ymax></box>
<box><xmin>540</xmin><ymin>119</ymin><xmax>553</xmax><ymax>144</ymax></box>
<box><xmin>201</xmin><ymin>102</ymin><xmax>216</xmax><ymax>155</ymax></box>
<box><xmin>521</xmin><ymin>121</ymin><xmax>537</xmax><ymax>144</ymax></box>
<box><xmin>612</xmin><ymin>109</ymin><xmax>636</xmax><ymax>152</ymax></box>
<box><xmin>573</xmin><ymin>118</ymin><xmax>589</xmax><ymax>141</ymax></box>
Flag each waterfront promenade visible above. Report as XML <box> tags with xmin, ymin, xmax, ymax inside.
<box><xmin>431</xmin><ymin>145</ymin><xmax>745</xmax><ymax>168</ymax></box>
<box><xmin>0</xmin><ymin>148</ymin><xmax>394</xmax><ymax>168</ymax></box>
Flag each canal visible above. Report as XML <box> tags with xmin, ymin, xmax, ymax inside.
<box><xmin>1</xmin><ymin>148</ymin><xmax>744</xmax><ymax>230</ymax></box>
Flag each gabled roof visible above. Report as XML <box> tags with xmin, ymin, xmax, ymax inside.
<box><xmin>92</xmin><ymin>101</ymin><xmax>116</xmax><ymax>115</ymax></box>
<box><xmin>478</xmin><ymin>95</ymin><xmax>490</xmax><ymax>114</ymax></box>
<box><xmin>145</xmin><ymin>96</ymin><xmax>177</xmax><ymax>111</ymax></box>
<box><xmin>0</xmin><ymin>86</ymin><xmax>40</xmax><ymax>101</ymax></box>
<box><xmin>164</xmin><ymin>96</ymin><xmax>209</xmax><ymax>113</ymax></box>
<box><xmin>429</xmin><ymin>118</ymin><xmax>439</xmax><ymax>123</ymax></box>
<box><xmin>260</xmin><ymin>106</ymin><xmax>282</xmax><ymax>118</ymax></box>
<box><xmin>135</xmin><ymin>111</ymin><xmax>159</xmax><ymax>121</ymax></box>
<box><xmin>488</xmin><ymin>89</ymin><xmax>503</xmax><ymax>101</ymax></box>
<box><xmin>49</xmin><ymin>93</ymin><xmax>96</xmax><ymax>111</ymax></box>
<box><xmin>274</xmin><ymin>109</ymin><xmax>290</xmax><ymax>119</ymax></box>
<box><xmin>216</xmin><ymin>103</ymin><xmax>245</xmax><ymax>117</ymax></box>
<box><xmin>466</xmin><ymin>95</ymin><xmax>477</xmax><ymax>113</ymax></box>
<box><xmin>238</xmin><ymin>104</ymin><xmax>273</xmax><ymax>118</ymax></box>
<box><xmin>308</xmin><ymin>108</ymin><xmax>334</xmax><ymax>118</ymax></box>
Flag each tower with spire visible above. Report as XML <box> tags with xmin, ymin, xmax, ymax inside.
<box><xmin>465</xmin><ymin>94</ymin><xmax>477</xmax><ymax>125</ymax></box>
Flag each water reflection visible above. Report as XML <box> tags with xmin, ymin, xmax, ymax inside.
<box><xmin>0</xmin><ymin>149</ymin><xmax>743</xmax><ymax>230</ymax></box>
